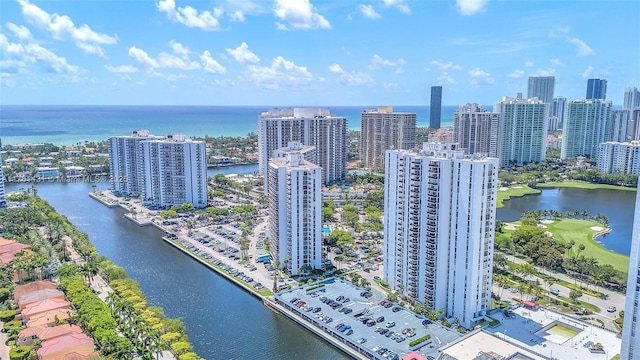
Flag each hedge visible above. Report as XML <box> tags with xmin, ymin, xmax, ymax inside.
<box><xmin>409</xmin><ymin>334</ymin><xmax>431</xmax><ymax>347</ymax></box>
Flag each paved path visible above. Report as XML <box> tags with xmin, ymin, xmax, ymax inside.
<box><xmin>0</xmin><ymin>320</ymin><xmax>9</xmax><ymax>360</ymax></box>
<box><xmin>498</xmin><ymin>251</ymin><xmax>625</xmax><ymax>325</ymax></box>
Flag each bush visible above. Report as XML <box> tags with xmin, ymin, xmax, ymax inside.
<box><xmin>9</xmin><ymin>346</ymin><xmax>30</xmax><ymax>360</ymax></box>
<box><xmin>409</xmin><ymin>334</ymin><xmax>431</xmax><ymax>347</ymax></box>
<box><xmin>4</xmin><ymin>320</ymin><xmax>22</xmax><ymax>332</ymax></box>
<box><xmin>0</xmin><ymin>309</ymin><xmax>17</xmax><ymax>322</ymax></box>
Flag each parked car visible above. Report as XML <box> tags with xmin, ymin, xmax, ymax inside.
<box><xmin>607</xmin><ymin>306</ymin><xmax>617</xmax><ymax>313</ymax></box>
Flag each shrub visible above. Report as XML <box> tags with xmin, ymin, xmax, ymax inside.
<box><xmin>0</xmin><ymin>309</ymin><xmax>17</xmax><ymax>322</ymax></box>
<box><xmin>409</xmin><ymin>334</ymin><xmax>431</xmax><ymax>347</ymax></box>
<box><xmin>4</xmin><ymin>320</ymin><xmax>22</xmax><ymax>333</ymax></box>
<box><xmin>9</xmin><ymin>346</ymin><xmax>30</xmax><ymax>360</ymax></box>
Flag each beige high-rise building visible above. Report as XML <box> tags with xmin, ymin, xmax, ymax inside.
<box><xmin>258</xmin><ymin>108</ymin><xmax>347</xmax><ymax>187</ymax></box>
<box><xmin>453</xmin><ymin>103</ymin><xmax>500</xmax><ymax>158</ymax></box>
<box><xmin>360</xmin><ymin>106</ymin><xmax>416</xmax><ymax>169</ymax></box>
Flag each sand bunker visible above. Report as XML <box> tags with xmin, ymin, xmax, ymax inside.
<box><xmin>537</xmin><ymin>224</ymin><xmax>547</xmax><ymax>228</ymax></box>
<box><xmin>540</xmin><ymin>219</ymin><xmax>554</xmax><ymax>224</ymax></box>
<box><xmin>590</xmin><ymin>226</ymin><xmax>604</xmax><ymax>231</ymax></box>
<box><xmin>499</xmin><ymin>187</ymin><xmax>509</xmax><ymax>191</ymax></box>
<box><xmin>503</xmin><ymin>223</ymin><xmax>519</xmax><ymax>230</ymax></box>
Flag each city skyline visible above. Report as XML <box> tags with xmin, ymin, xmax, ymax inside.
<box><xmin>1</xmin><ymin>0</ymin><xmax>638</xmax><ymax>106</ymax></box>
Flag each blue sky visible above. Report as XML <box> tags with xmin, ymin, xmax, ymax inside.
<box><xmin>0</xmin><ymin>0</ymin><xmax>638</xmax><ymax>106</ymax></box>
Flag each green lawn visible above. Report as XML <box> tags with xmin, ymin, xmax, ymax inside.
<box><xmin>539</xmin><ymin>218</ymin><xmax>629</xmax><ymax>273</ymax></box>
<box><xmin>538</xmin><ymin>180</ymin><xmax>637</xmax><ymax>191</ymax></box>
<box><xmin>497</xmin><ymin>185</ymin><xmax>541</xmax><ymax>208</ymax></box>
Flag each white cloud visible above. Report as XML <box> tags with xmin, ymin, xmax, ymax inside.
<box><xmin>105</xmin><ymin>65</ymin><xmax>138</xmax><ymax>74</ymax></box>
<box><xmin>200</xmin><ymin>51</ymin><xmax>226</xmax><ymax>74</ymax></box>
<box><xmin>369</xmin><ymin>54</ymin><xmax>405</xmax><ymax>70</ymax></box>
<box><xmin>437</xmin><ymin>71</ymin><xmax>455</xmax><ymax>85</ymax></box>
<box><xmin>327</xmin><ymin>62</ymin><xmax>374</xmax><ymax>86</ymax></box>
<box><xmin>273</xmin><ymin>0</ymin><xmax>331</xmax><ymax>30</ymax></box>
<box><xmin>524</xmin><ymin>61</ymin><xmax>534</xmax><ymax>67</ymax></box>
<box><xmin>531</xmin><ymin>68</ymin><xmax>557</xmax><ymax>77</ymax></box>
<box><xmin>147</xmin><ymin>68</ymin><xmax>187</xmax><ymax>81</ymax></box>
<box><xmin>456</xmin><ymin>0</ymin><xmax>488</xmax><ymax>16</ymax></box>
<box><xmin>247</xmin><ymin>56</ymin><xmax>316</xmax><ymax>90</ymax></box>
<box><xmin>468</xmin><ymin>67</ymin><xmax>495</xmax><ymax>85</ymax></box>
<box><xmin>157</xmin><ymin>0</ymin><xmax>222</xmax><ymax>31</ymax></box>
<box><xmin>568</xmin><ymin>37</ymin><xmax>594</xmax><ymax>56</ymax></box>
<box><xmin>430</xmin><ymin>60</ymin><xmax>462</xmax><ymax>71</ymax></box>
<box><xmin>339</xmin><ymin>72</ymin><xmax>375</xmax><ymax>86</ymax></box>
<box><xmin>17</xmin><ymin>0</ymin><xmax>117</xmax><ymax>56</ymax></box>
<box><xmin>358</xmin><ymin>4</ymin><xmax>381</xmax><ymax>19</ymax></box>
<box><xmin>328</xmin><ymin>63</ymin><xmax>343</xmax><ymax>73</ymax></box>
<box><xmin>229</xmin><ymin>11</ymin><xmax>246</xmax><ymax>22</ymax></box>
<box><xmin>0</xmin><ymin>33</ymin><xmax>79</xmax><ymax>73</ymax></box>
<box><xmin>550</xmin><ymin>58</ymin><xmax>563</xmax><ymax>66</ymax></box>
<box><xmin>129</xmin><ymin>41</ymin><xmax>201</xmax><ymax>71</ymax></box>
<box><xmin>580</xmin><ymin>66</ymin><xmax>594</xmax><ymax>79</ymax></box>
<box><xmin>548</xmin><ymin>25</ymin><xmax>571</xmax><ymax>38</ymax></box>
<box><xmin>382</xmin><ymin>0</ymin><xmax>411</xmax><ymax>14</ymax></box>
<box><xmin>6</xmin><ymin>22</ymin><xmax>31</xmax><ymax>40</ymax></box>
<box><xmin>226</xmin><ymin>42</ymin><xmax>260</xmax><ymax>64</ymax></box>
<box><xmin>507</xmin><ymin>70</ymin><xmax>524</xmax><ymax>78</ymax></box>
<box><xmin>129</xmin><ymin>47</ymin><xmax>159</xmax><ymax>68</ymax></box>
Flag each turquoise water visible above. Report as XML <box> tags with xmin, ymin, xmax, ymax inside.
<box><xmin>322</xmin><ymin>227</ymin><xmax>330</xmax><ymax>234</ymax></box>
<box><xmin>0</xmin><ymin>105</ymin><xmax>457</xmax><ymax>146</ymax></box>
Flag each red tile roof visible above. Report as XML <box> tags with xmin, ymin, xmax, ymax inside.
<box><xmin>37</xmin><ymin>333</ymin><xmax>95</xmax><ymax>360</ymax></box>
<box><xmin>18</xmin><ymin>289</ymin><xmax>66</xmax><ymax>310</ymax></box>
<box><xmin>14</xmin><ymin>281</ymin><xmax>58</xmax><ymax>301</ymax></box>
<box><xmin>19</xmin><ymin>324</ymin><xmax>83</xmax><ymax>342</ymax></box>
<box><xmin>21</xmin><ymin>298</ymin><xmax>72</xmax><ymax>321</ymax></box>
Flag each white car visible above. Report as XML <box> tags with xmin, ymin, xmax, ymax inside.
<box><xmin>607</xmin><ymin>306</ymin><xmax>617</xmax><ymax>313</ymax></box>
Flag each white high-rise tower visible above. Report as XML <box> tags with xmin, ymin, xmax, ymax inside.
<box><xmin>268</xmin><ymin>152</ymin><xmax>322</xmax><ymax>275</ymax></box>
<box><xmin>108</xmin><ymin>130</ymin><xmax>164</xmax><ymax>196</ymax></box>
<box><xmin>360</xmin><ymin>106</ymin><xmax>416</xmax><ymax>169</ymax></box>
<box><xmin>621</xmin><ymin>182</ymin><xmax>640</xmax><ymax>359</ymax></box>
<box><xmin>383</xmin><ymin>143</ymin><xmax>498</xmax><ymax>329</ymax></box>
<box><xmin>561</xmin><ymin>99</ymin><xmax>612</xmax><ymax>159</ymax></box>
<box><xmin>495</xmin><ymin>94</ymin><xmax>548</xmax><ymax>168</ymax></box>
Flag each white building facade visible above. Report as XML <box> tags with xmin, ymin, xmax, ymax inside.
<box><xmin>383</xmin><ymin>143</ymin><xmax>498</xmax><ymax>329</ymax></box>
<box><xmin>561</xmin><ymin>99</ymin><xmax>612</xmax><ymax>159</ymax></box>
<box><xmin>494</xmin><ymin>94</ymin><xmax>548</xmax><ymax>168</ymax></box>
<box><xmin>453</xmin><ymin>103</ymin><xmax>500</xmax><ymax>158</ymax></box>
<box><xmin>108</xmin><ymin>130</ymin><xmax>163</xmax><ymax>196</ymax></box>
<box><xmin>0</xmin><ymin>160</ymin><xmax>5</xmax><ymax>209</ymax></box>
<box><xmin>258</xmin><ymin>108</ymin><xmax>347</xmax><ymax>186</ymax></box>
<box><xmin>597</xmin><ymin>141</ymin><xmax>640</xmax><ymax>175</ymax></box>
<box><xmin>268</xmin><ymin>153</ymin><xmax>322</xmax><ymax>275</ymax></box>
<box><xmin>360</xmin><ymin>106</ymin><xmax>416</xmax><ymax>169</ymax></box>
<box><xmin>621</xmin><ymin>182</ymin><xmax>640</xmax><ymax>360</ymax></box>
<box><xmin>141</xmin><ymin>134</ymin><xmax>208</xmax><ymax>208</ymax></box>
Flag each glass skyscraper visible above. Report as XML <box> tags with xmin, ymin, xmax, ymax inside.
<box><xmin>430</xmin><ymin>86</ymin><xmax>443</xmax><ymax>129</ymax></box>
<box><xmin>586</xmin><ymin>78</ymin><xmax>608</xmax><ymax>100</ymax></box>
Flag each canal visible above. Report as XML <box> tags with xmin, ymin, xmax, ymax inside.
<box><xmin>6</xmin><ymin>173</ymin><xmax>635</xmax><ymax>359</ymax></box>
<box><xmin>7</xmin><ymin>164</ymin><xmax>350</xmax><ymax>360</ymax></box>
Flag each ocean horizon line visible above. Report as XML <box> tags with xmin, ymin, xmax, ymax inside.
<box><xmin>0</xmin><ymin>104</ymin><xmax>472</xmax><ymax>108</ymax></box>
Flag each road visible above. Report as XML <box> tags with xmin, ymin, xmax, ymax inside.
<box><xmin>499</xmin><ymin>251</ymin><xmax>624</xmax><ymax>329</ymax></box>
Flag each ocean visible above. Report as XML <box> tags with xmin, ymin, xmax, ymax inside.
<box><xmin>0</xmin><ymin>105</ymin><xmax>457</xmax><ymax>146</ymax></box>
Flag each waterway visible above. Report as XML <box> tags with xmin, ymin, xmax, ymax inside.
<box><xmin>6</xmin><ymin>164</ymin><xmax>349</xmax><ymax>360</ymax></box>
<box><xmin>6</xmin><ymin>170</ymin><xmax>635</xmax><ymax>358</ymax></box>
<box><xmin>496</xmin><ymin>186</ymin><xmax>636</xmax><ymax>256</ymax></box>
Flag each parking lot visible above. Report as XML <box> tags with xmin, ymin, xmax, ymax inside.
<box><xmin>275</xmin><ymin>278</ymin><xmax>461</xmax><ymax>360</ymax></box>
